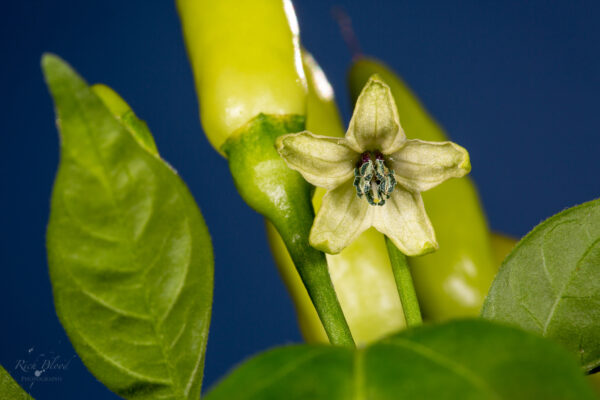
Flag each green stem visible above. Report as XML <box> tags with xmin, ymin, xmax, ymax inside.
<box><xmin>277</xmin><ymin>220</ymin><xmax>355</xmax><ymax>347</ymax></box>
<box><xmin>385</xmin><ymin>237</ymin><xmax>423</xmax><ymax>327</ymax></box>
<box><xmin>223</xmin><ymin>114</ymin><xmax>355</xmax><ymax>347</ymax></box>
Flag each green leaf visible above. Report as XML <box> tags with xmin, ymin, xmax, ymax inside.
<box><xmin>205</xmin><ymin>319</ymin><xmax>595</xmax><ymax>399</ymax></box>
<box><xmin>91</xmin><ymin>83</ymin><xmax>159</xmax><ymax>156</ymax></box>
<box><xmin>0</xmin><ymin>365</ymin><xmax>33</xmax><ymax>400</ymax></box>
<box><xmin>482</xmin><ymin>199</ymin><xmax>600</xmax><ymax>372</ymax></box>
<box><xmin>43</xmin><ymin>54</ymin><xmax>213</xmax><ymax>399</ymax></box>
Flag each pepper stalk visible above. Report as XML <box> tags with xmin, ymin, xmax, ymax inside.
<box><xmin>176</xmin><ymin>0</ymin><xmax>354</xmax><ymax>346</ymax></box>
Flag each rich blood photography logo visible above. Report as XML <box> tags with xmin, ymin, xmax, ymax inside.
<box><xmin>13</xmin><ymin>347</ymin><xmax>76</xmax><ymax>388</ymax></box>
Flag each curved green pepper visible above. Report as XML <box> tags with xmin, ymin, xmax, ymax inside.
<box><xmin>177</xmin><ymin>1</ymin><xmax>354</xmax><ymax>346</ymax></box>
<box><xmin>348</xmin><ymin>57</ymin><xmax>497</xmax><ymax>321</ymax></box>
<box><xmin>267</xmin><ymin>221</ymin><xmax>406</xmax><ymax>346</ymax></box>
<box><xmin>176</xmin><ymin>0</ymin><xmax>307</xmax><ymax>154</ymax></box>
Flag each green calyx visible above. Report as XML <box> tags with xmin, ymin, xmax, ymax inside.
<box><xmin>222</xmin><ymin>113</ymin><xmax>355</xmax><ymax>347</ymax></box>
<box><xmin>222</xmin><ymin>113</ymin><xmax>307</xmax><ymax>221</ymax></box>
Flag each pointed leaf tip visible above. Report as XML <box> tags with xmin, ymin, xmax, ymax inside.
<box><xmin>41</xmin><ymin>52</ymin><xmax>58</xmax><ymax>68</ymax></box>
<box><xmin>44</xmin><ymin>55</ymin><xmax>214</xmax><ymax>397</ymax></box>
<box><xmin>41</xmin><ymin>53</ymin><xmax>67</xmax><ymax>77</ymax></box>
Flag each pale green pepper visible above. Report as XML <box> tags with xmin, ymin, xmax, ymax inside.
<box><xmin>177</xmin><ymin>0</ymin><xmax>307</xmax><ymax>154</ymax></box>
<box><xmin>267</xmin><ymin>222</ymin><xmax>405</xmax><ymax>345</ymax></box>
<box><xmin>177</xmin><ymin>0</ymin><xmax>354</xmax><ymax>346</ymax></box>
<box><xmin>348</xmin><ymin>57</ymin><xmax>498</xmax><ymax>321</ymax></box>
<box><xmin>268</xmin><ymin>52</ymin><xmax>521</xmax><ymax>345</ymax></box>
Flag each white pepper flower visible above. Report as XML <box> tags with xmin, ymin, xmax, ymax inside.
<box><xmin>276</xmin><ymin>75</ymin><xmax>471</xmax><ymax>255</ymax></box>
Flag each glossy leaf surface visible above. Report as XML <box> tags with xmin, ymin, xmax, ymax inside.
<box><xmin>206</xmin><ymin>319</ymin><xmax>595</xmax><ymax>400</ymax></box>
<box><xmin>483</xmin><ymin>199</ymin><xmax>600</xmax><ymax>372</ymax></box>
<box><xmin>43</xmin><ymin>54</ymin><xmax>213</xmax><ymax>399</ymax></box>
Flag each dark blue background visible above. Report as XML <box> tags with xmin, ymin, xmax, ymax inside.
<box><xmin>1</xmin><ymin>1</ymin><xmax>599</xmax><ymax>398</ymax></box>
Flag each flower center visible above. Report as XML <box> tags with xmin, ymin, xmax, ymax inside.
<box><xmin>353</xmin><ymin>151</ymin><xmax>397</xmax><ymax>206</ymax></box>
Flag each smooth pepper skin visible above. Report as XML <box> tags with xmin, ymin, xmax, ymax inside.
<box><xmin>348</xmin><ymin>58</ymin><xmax>498</xmax><ymax>321</ymax></box>
<box><xmin>176</xmin><ymin>0</ymin><xmax>307</xmax><ymax>154</ymax></box>
<box><xmin>177</xmin><ymin>0</ymin><xmax>355</xmax><ymax>346</ymax></box>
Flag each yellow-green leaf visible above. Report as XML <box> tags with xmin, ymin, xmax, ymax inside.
<box><xmin>43</xmin><ymin>54</ymin><xmax>213</xmax><ymax>399</ymax></box>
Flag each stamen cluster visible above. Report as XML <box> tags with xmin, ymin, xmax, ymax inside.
<box><xmin>353</xmin><ymin>151</ymin><xmax>397</xmax><ymax>206</ymax></box>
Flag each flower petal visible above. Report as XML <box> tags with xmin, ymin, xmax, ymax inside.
<box><xmin>345</xmin><ymin>75</ymin><xmax>406</xmax><ymax>153</ymax></box>
<box><xmin>310</xmin><ymin>183</ymin><xmax>372</xmax><ymax>254</ymax></box>
<box><xmin>388</xmin><ymin>139</ymin><xmax>471</xmax><ymax>192</ymax></box>
<box><xmin>276</xmin><ymin>131</ymin><xmax>357</xmax><ymax>189</ymax></box>
<box><xmin>372</xmin><ymin>187</ymin><xmax>437</xmax><ymax>256</ymax></box>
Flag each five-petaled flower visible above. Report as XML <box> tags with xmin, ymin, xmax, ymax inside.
<box><xmin>276</xmin><ymin>75</ymin><xmax>471</xmax><ymax>256</ymax></box>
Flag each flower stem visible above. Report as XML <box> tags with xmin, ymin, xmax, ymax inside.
<box><xmin>278</xmin><ymin>221</ymin><xmax>355</xmax><ymax>347</ymax></box>
<box><xmin>223</xmin><ymin>114</ymin><xmax>355</xmax><ymax>347</ymax></box>
<box><xmin>385</xmin><ymin>237</ymin><xmax>423</xmax><ymax>327</ymax></box>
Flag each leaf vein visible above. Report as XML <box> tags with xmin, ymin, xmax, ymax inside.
<box><xmin>70</xmin><ymin>280</ymin><xmax>152</xmax><ymax>321</ymax></box>
<box><xmin>542</xmin><ymin>237</ymin><xmax>600</xmax><ymax>336</ymax></box>
<box><xmin>382</xmin><ymin>339</ymin><xmax>502</xmax><ymax>399</ymax></box>
<box><xmin>352</xmin><ymin>348</ymin><xmax>365</xmax><ymax>400</ymax></box>
<box><xmin>230</xmin><ymin>348</ymin><xmax>327</xmax><ymax>400</ymax></box>
<box><xmin>518</xmin><ymin>302</ymin><xmax>544</xmax><ymax>329</ymax></box>
<box><xmin>76</xmin><ymin>328</ymin><xmax>170</xmax><ymax>385</ymax></box>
